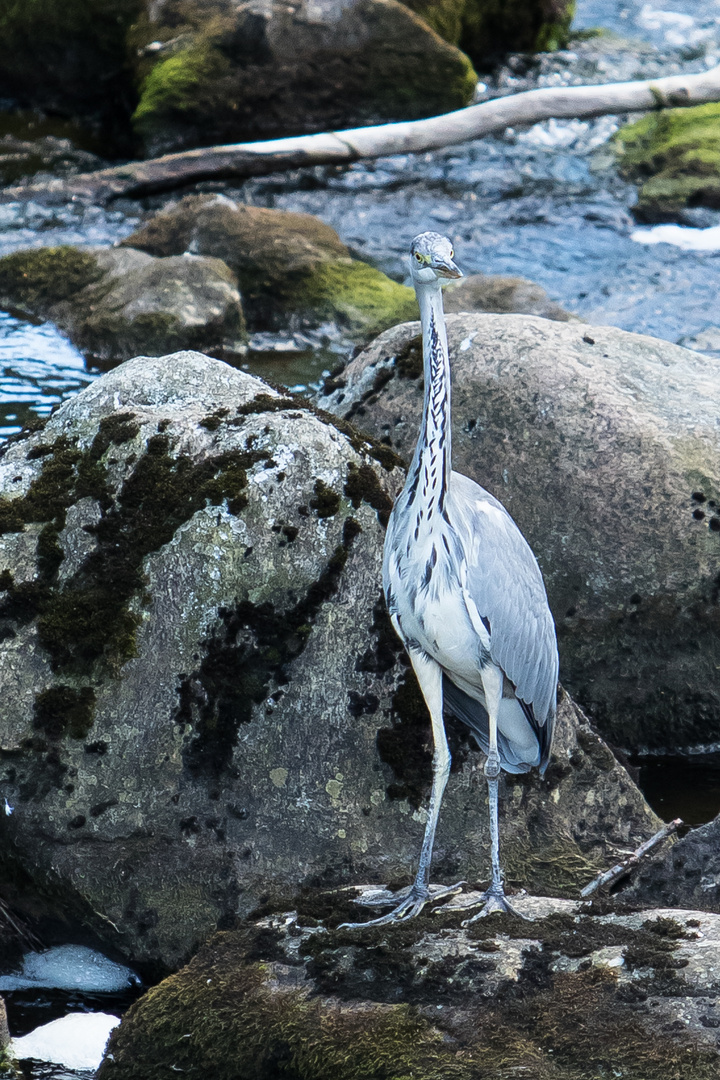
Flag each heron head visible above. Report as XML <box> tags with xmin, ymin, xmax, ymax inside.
<box><xmin>410</xmin><ymin>232</ymin><xmax>462</xmax><ymax>284</ymax></box>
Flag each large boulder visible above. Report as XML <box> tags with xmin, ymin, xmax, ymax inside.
<box><xmin>0</xmin><ymin>350</ymin><xmax>658</xmax><ymax>971</ymax></box>
<box><xmin>0</xmin><ymin>245</ymin><xmax>246</xmax><ymax>367</ymax></box>
<box><xmin>98</xmin><ymin>899</ymin><xmax>720</xmax><ymax>1080</ymax></box>
<box><xmin>317</xmin><ymin>314</ymin><xmax>720</xmax><ymax>752</ymax></box>
<box><xmin>131</xmin><ymin>0</ymin><xmax>478</xmax><ymax>154</ymax></box>
<box><xmin>613</xmin><ymin>103</ymin><xmax>720</xmax><ymax>223</ymax></box>
<box><xmin>123</xmin><ymin>195</ymin><xmax>417</xmax><ymax>338</ymax></box>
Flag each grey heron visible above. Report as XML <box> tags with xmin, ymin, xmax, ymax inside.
<box><xmin>344</xmin><ymin>232</ymin><xmax>558</xmax><ymax>927</ymax></box>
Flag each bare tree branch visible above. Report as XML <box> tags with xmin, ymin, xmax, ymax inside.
<box><xmin>580</xmin><ymin>818</ymin><xmax>683</xmax><ymax>898</ymax></box>
<box><xmin>5</xmin><ymin>65</ymin><xmax>720</xmax><ymax>206</ymax></box>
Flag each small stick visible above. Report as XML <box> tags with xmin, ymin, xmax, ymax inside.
<box><xmin>580</xmin><ymin>818</ymin><xmax>683</xmax><ymax>898</ymax></box>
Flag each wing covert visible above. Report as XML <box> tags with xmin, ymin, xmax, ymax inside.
<box><xmin>447</xmin><ymin>472</ymin><xmax>559</xmax><ymax>728</ymax></box>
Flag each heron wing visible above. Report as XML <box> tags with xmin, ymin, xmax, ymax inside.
<box><xmin>445</xmin><ymin>471</ymin><xmax>559</xmax><ymax>732</ymax></box>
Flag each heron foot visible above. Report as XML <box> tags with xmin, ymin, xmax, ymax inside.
<box><xmin>339</xmin><ymin>881</ymin><xmax>465</xmax><ymax>929</ymax></box>
<box><xmin>461</xmin><ymin>885</ymin><xmax>531</xmax><ymax>925</ymax></box>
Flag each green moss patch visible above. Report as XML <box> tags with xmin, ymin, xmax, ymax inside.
<box><xmin>283</xmin><ymin>261</ymin><xmax>416</xmax><ymax>340</ymax></box>
<box><xmin>0</xmin><ymin>247</ymin><xmax>103</xmax><ymax>318</ymax></box>
<box><xmin>344</xmin><ymin>461</ymin><xmax>394</xmax><ymax>527</ymax></box>
<box><xmin>614</xmin><ymin>103</ymin><xmax>720</xmax><ymax>221</ymax></box>
<box><xmin>133</xmin><ymin>41</ymin><xmax>232</xmax><ymax>144</ymax></box>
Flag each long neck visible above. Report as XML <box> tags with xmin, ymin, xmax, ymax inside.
<box><xmin>404</xmin><ymin>279</ymin><xmax>452</xmax><ymax>522</ymax></box>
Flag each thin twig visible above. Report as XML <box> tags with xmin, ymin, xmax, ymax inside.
<box><xmin>580</xmin><ymin>818</ymin><xmax>683</xmax><ymax>898</ymax></box>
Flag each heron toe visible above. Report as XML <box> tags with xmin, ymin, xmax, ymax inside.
<box><xmin>461</xmin><ymin>886</ymin><xmax>532</xmax><ymax>924</ymax></box>
<box><xmin>339</xmin><ymin>881</ymin><xmax>465</xmax><ymax>929</ymax></box>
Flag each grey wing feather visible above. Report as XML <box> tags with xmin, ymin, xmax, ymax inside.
<box><xmin>446</xmin><ymin>471</ymin><xmax>559</xmax><ymax>730</ymax></box>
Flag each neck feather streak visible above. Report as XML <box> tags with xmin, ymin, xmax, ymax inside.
<box><xmin>404</xmin><ymin>281</ymin><xmax>451</xmax><ymax>527</ymax></box>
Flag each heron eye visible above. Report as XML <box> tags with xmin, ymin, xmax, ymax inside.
<box><xmin>414</xmin><ymin>252</ymin><xmax>423</xmax><ymax>262</ymax></box>
<box><xmin>450</xmin><ymin>249</ymin><xmax>454</xmax><ymax>258</ymax></box>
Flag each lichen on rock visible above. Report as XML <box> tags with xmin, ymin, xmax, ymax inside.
<box><xmin>613</xmin><ymin>103</ymin><xmax>720</xmax><ymax>222</ymax></box>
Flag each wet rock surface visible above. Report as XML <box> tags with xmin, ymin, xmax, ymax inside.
<box><xmin>97</xmin><ymin>897</ymin><xmax>720</xmax><ymax>1080</ymax></box>
<box><xmin>0</xmin><ymin>349</ymin><xmax>658</xmax><ymax>970</ymax></box>
<box><xmin>123</xmin><ymin>194</ymin><xmax>417</xmax><ymax>338</ymax></box>
<box><xmin>0</xmin><ymin>135</ymin><xmax>103</xmax><ymax>188</ymax></box>
<box><xmin>318</xmin><ymin>313</ymin><xmax>720</xmax><ymax>752</ymax></box>
<box><xmin>0</xmin><ymin>245</ymin><xmax>246</xmax><ymax>366</ymax></box>
<box><xmin>626</xmin><ymin>814</ymin><xmax>720</xmax><ymax>913</ymax></box>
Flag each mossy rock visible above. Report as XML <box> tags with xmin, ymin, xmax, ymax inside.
<box><xmin>97</xmin><ymin>905</ymin><xmax>720</xmax><ymax>1080</ymax></box>
<box><xmin>0</xmin><ymin>247</ymin><xmax>103</xmax><ymax>314</ymax></box>
<box><xmin>461</xmin><ymin>0</ymin><xmax>575</xmax><ymax>66</ymax></box>
<box><xmin>443</xmin><ymin>272</ymin><xmax>576</xmax><ymax>321</ymax></box>
<box><xmin>0</xmin><ymin>245</ymin><xmax>246</xmax><ymax>366</ymax></box>
<box><xmin>614</xmin><ymin>103</ymin><xmax>720</xmax><ymax>222</ymax></box>
<box><xmin>396</xmin><ymin>0</ymin><xmax>466</xmax><ymax>45</ymax></box>
<box><xmin>132</xmin><ymin>0</ymin><xmax>478</xmax><ymax>154</ymax></box>
<box><xmin>124</xmin><ymin>195</ymin><xmax>416</xmax><ymax>337</ymax></box>
<box><xmin>319</xmin><ymin>314</ymin><xmax>720</xmax><ymax>752</ymax></box>
<box><xmin>400</xmin><ymin>0</ymin><xmax>575</xmax><ymax>61</ymax></box>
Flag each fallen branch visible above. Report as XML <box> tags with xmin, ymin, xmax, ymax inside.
<box><xmin>580</xmin><ymin>818</ymin><xmax>683</xmax><ymax>898</ymax></box>
<box><xmin>4</xmin><ymin>65</ymin><xmax>720</xmax><ymax>206</ymax></box>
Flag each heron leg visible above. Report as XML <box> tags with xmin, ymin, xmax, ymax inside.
<box><xmin>339</xmin><ymin>650</ymin><xmax>463</xmax><ymax>929</ymax></box>
<box><xmin>463</xmin><ymin>665</ymin><xmax>530</xmax><ymax>923</ymax></box>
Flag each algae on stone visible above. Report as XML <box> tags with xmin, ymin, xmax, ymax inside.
<box><xmin>614</xmin><ymin>103</ymin><xmax>720</xmax><ymax>221</ymax></box>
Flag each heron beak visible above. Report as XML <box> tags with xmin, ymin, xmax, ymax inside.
<box><xmin>437</xmin><ymin>259</ymin><xmax>462</xmax><ymax>279</ymax></box>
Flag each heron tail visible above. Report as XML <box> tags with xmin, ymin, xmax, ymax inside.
<box><xmin>442</xmin><ymin>674</ymin><xmax>544</xmax><ymax>775</ymax></box>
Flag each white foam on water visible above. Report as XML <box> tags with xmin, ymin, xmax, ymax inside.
<box><xmin>11</xmin><ymin>1011</ymin><xmax>120</xmax><ymax>1070</ymax></box>
<box><xmin>631</xmin><ymin>224</ymin><xmax>720</xmax><ymax>252</ymax></box>
<box><xmin>0</xmin><ymin>944</ymin><xmax>140</xmax><ymax>992</ymax></box>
